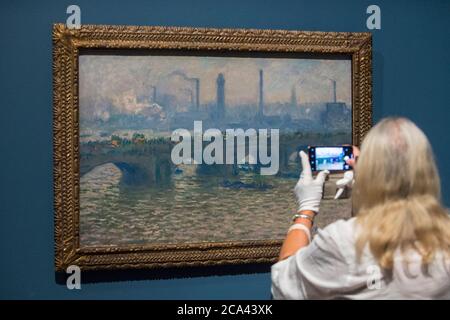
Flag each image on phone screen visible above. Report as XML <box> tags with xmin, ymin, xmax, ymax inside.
<box><xmin>308</xmin><ymin>146</ymin><xmax>353</xmax><ymax>172</ymax></box>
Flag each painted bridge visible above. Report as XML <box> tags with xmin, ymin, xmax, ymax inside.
<box><xmin>79</xmin><ymin>133</ymin><xmax>343</xmax><ymax>186</ymax></box>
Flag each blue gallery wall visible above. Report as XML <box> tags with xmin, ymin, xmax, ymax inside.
<box><xmin>0</xmin><ymin>0</ymin><xmax>449</xmax><ymax>299</ymax></box>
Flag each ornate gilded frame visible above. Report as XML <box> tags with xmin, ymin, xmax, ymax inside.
<box><xmin>53</xmin><ymin>23</ymin><xmax>372</xmax><ymax>271</ymax></box>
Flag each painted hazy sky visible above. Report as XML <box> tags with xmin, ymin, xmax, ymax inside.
<box><xmin>79</xmin><ymin>54</ymin><xmax>351</xmax><ymax>116</ymax></box>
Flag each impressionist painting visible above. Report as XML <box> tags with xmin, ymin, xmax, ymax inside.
<box><xmin>78</xmin><ymin>52</ymin><xmax>352</xmax><ymax>247</ymax></box>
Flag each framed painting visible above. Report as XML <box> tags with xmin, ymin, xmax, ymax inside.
<box><xmin>53</xmin><ymin>24</ymin><xmax>372</xmax><ymax>271</ymax></box>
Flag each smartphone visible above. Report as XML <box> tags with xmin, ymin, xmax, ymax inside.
<box><xmin>308</xmin><ymin>146</ymin><xmax>353</xmax><ymax>172</ymax></box>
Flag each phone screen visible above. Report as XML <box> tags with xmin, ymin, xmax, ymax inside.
<box><xmin>308</xmin><ymin>146</ymin><xmax>353</xmax><ymax>172</ymax></box>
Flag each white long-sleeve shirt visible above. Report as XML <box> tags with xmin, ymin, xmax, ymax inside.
<box><xmin>271</xmin><ymin>218</ymin><xmax>450</xmax><ymax>299</ymax></box>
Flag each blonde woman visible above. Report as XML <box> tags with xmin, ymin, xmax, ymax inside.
<box><xmin>271</xmin><ymin>117</ymin><xmax>450</xmax><ymax>299</ymax></box>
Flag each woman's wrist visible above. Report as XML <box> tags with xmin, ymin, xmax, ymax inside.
<box><xmin>297</xmin><ymin>209</ymin><xmax>316</xmax><ymax>217</ymax></box>
<box><xmin>293</xmin><ymin>210</ymin><xmax>316</xmax><ymax>227</ymax></box>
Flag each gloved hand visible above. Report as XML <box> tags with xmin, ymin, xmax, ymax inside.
<box><xmin>334</xmin><ymin>170</ymin><xmax>354</xmax><ymax>199</ymax></box>
<box><xmin>334</xmin><ymin>146</ymin><xmax>359</xmax><ymax>199</ymax></box>
<box><xmin>294</xmin><ymin>151</ymin><xmax>329</xmax><ymax>213</ymax></box>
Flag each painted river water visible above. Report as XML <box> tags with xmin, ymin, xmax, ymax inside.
<box><xmin>80</xmin><ymin>163</ymin><xmax>351</xmax><ymax>246</ymax></box>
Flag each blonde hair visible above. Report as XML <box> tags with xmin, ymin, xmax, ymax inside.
<box><xmin>354</xmin><ymin>117</ymin><xmax>450</xmax><ymax>270</ymax></box>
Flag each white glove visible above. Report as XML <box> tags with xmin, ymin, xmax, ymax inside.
<box><xmin>334</xmin><ymin>170</ymin><xmax>354</xmax><ymax>199</ymax></box>
<box><xmin>294</xmin><ymin>151</ymin><xmax>329</xmax><ymax>213</ymax></box>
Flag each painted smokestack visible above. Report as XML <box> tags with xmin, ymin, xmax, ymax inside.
<box><xmin>151</xmin><ymin>86</ymin><xmax>157</xmax><ymax>103</ymax></box>
<box><xmin>216</xmin><ymin>73</ymin><xmax>225</xmax><ymax>120</ymax></box>
<box><xmin>290</xmin><ymin>85</ymin><xmax>297</xmax><ymax>107</ymax></box>
<box><xmin>195</xmin><ymin>79</ymin><xmax>200</xmax><ymax>111</ymax></box>
<box><xmin>258</xmin><ymin>69</ymin><xmax>264</xmax><ymax>117</ymax></box>
<box><xmin>332</xmin><ymin>79</ymin><xmax>336</xmax><ymax>103</ymax></box>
